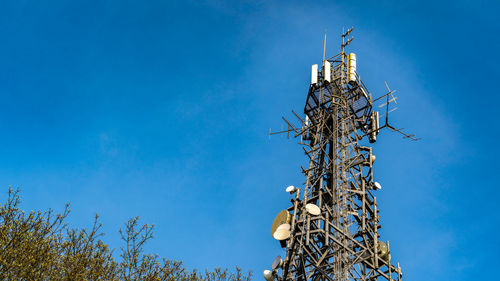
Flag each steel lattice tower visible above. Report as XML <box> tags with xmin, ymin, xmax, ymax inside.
<box><xmin>266</xmin><ymin>29</ymin><xmax>416</xmax><ymax>281</ymax></box>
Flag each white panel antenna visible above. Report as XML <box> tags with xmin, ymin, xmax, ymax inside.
<box><xmin>324</xmin><ymin>60</ymin><xmax>331</xmax><ymax>83</ymax></box>
<box><xmin>311</xmin><ymin>64</ymin><xmax>318</xmax><ymax>85</ymax></box>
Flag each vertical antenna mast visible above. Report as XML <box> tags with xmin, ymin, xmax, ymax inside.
<box><xmin>323</xmin><ymin>29</ymin><xmax>327</xmax><ymax>62</ymax></box>
<box><xmin>266</xmin><ymin>28</ymin><xmax>415</xmax><ymax>281</ymax></box>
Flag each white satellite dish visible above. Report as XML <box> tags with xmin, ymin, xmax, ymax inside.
<box><xmin>306</xmin><ymin>203</ymin><xmax>321</xmax><ymax>216</ymax></box>
<box><xmin>263</xmin><ymin>269</ymin><xmax>275</xmax><ymax>281</ymax></box>
<box><xmin>275</xmin><ymin>223</ymin><xmax>291</xmax><ymax>232</ymax></box>
<box><xmin>285</xmin><ymin>185</ymin><xmax>296</xmax><ymax>193</ymax></box>
<box><xmin>374</xmin><ymin>182</ymin><xmax>382</xmax><ymax>190</ymax></box>
<box><xmin>273</xmin><ymin>227</ymin><xmax>291</xmax><ymax>240</ymax></box>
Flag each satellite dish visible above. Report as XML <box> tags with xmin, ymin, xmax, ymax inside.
<box><xmin>273</xmin><ymin>228</ymin><xmax>291</xmax><ymax>240</ymax></box>
<box><xmin>285</xmin><ymin>185</ymin><xmax>296</xmax><ymax>193</ymax></box>
<box><xmin>276</xmin><ymin>223</ymin><xmax>290</xmax><ymax>232</ymax></box>
<box><xmin>271</xmin><ymin>256</ymin><xmax>283</xmax><ymax>270</ymax></box>
<box><xmin>270</xmin><ymin>210</ymin><xmax>291</xmax><ymax>237</ymax></box>
<box><xmin>370</xmin><ymin>154</ymin><xmax>376</xmax><ymax>163</ymax></box>
<box><xmin>263</xmin><ymin>270</ymin><xmax>275</xmax><ymax>281</ymax></box>
<box><xmin>362</xmin><ymin>240</ymin><xmax>391</xmax><ymax>268</ymax></box>
<box><xmin>374</xmin><ymin>182</ymin><xmax>382</xmax><ymax>190</ymax></box>
<box><xmin>377</xmin><ymin>241</ymin><xmax>390</xmax><ymax>263</ymax></box>
<box><xmin>305</xmin><ymin>203</ymin><xmax>321</xmax><ymax>216</ymax></box>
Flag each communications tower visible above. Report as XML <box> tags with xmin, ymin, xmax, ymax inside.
<box><xmin>264</xmin><ymin>29</ymin><xmax>417</xmax><ymax>281</ymax></box>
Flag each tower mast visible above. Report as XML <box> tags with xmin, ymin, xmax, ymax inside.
<box><xmin>266</xmin><ymin>29</ymin><xmax>413</xmax><ymax>281</ymax></box>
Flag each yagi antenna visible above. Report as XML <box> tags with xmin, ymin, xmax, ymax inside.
<box><xmin>376</xmin><ymin>82</ymin><xmax>420</xmax><ymax>141</ymax></box>
<box><xmin>384</xmin><ymin>81</ymin><xmax>398</xmax><ymax>104</ymax></box>
<box><xmin>269</xmin><ymin>114</ymin><xmax>303</xmax><ymax>140</ymax></box>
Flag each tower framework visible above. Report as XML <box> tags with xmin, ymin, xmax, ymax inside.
<box><xmin>267</xmin><ymin>29</ymin><xmax>416</xmax><ymax>281</ymax></box>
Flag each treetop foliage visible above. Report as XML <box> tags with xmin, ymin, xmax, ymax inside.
<box><xmin>0</xmin><ymin>187</ymin><xmax>252</xmax><ymax>281</ymax></box>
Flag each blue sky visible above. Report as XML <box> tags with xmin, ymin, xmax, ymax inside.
<box><xmin>0</xmin><ymin>0</ymin><xmax>498</xmax><ymax>280</ymax></box>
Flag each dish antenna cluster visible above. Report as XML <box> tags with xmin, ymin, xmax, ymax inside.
<box><xmin>265</xmin><ymin>28</ymin><xmax>417</xmax><ymax>281</ymax></box>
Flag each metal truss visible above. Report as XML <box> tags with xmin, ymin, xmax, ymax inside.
<box><xmin>267</xmin><ymin>29</ymin><xmax>415</xmax><ymax>281</ymax></box>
